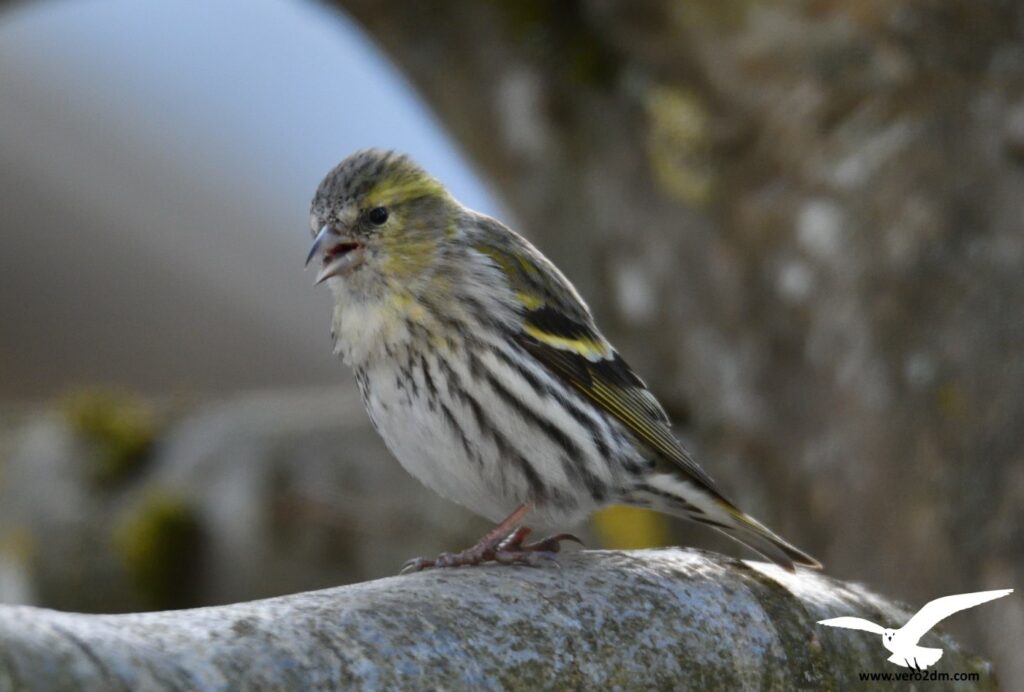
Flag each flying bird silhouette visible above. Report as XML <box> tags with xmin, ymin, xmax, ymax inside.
<box><xmin>818</xmin><ymin>589</ymin><xmax>1013</xmax><ymax>670</ymax></box>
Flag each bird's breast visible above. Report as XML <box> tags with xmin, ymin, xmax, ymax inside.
<box><xmin>330</xmin><ymin>287</ymin><xmax>432</xmax><ymax>367</ymax></box>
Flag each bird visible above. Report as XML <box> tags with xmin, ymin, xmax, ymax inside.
<box><xmin>817</xmin><ymin>589</ymin><xmax>1013</xmax><ymax>670</ymax></box>
<box><xmin>305</xmin><ymin>149</ymin><xmax>820</xmax><ymax>573</ymax></box>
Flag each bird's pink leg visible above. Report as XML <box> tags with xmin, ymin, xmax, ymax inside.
<box><xmin>400</xmin><ymin>503</ymin><xmax>583</xmax><ymax>573</ymax></box>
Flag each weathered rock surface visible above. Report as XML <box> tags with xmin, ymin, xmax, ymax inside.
<box><xmin>0</xmin><ymin>550</ymin><xmax>998</xmax><ymax>691</ymax></box>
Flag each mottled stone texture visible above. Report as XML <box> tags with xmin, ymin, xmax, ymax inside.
<box><xmin>332</xmin><ymin>0</ymin><xmax>1024</xmax><ymax>684</ymax></box>
<box><xmin>0</xmin><ymin>551</ymin><xmax>998</xmax><ymax>690</ymax></box>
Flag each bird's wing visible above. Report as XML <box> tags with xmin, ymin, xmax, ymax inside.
<box><xmin>900</xmin><ymin>589</ymin><xmax>1013</xmax><ymax>643</ymax></box>
<box><xmin>816</xmin><ymin>617</ymin><xmax>886</xmax><ymax>634</ymax></box>
<box><xmin>471</xmin><ymin>222</ymin><xmax>725</xmax><ymax>499</ymax></box>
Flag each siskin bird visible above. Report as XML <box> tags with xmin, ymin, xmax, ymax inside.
<box><xmin>305</xmin><ymin>149</ymin><xmax>820</xmax><ymax>573</ymax></box>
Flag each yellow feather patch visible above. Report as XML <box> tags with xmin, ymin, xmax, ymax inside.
<box><xmin>382</xmin><ymin>291</ymin><xmax>451</xmax><ymax>351</ymax></box>
<box><xmin>381</xmin><ymin>237</ymin><xmax>435</xmax><ymax>279</ymax></box>
<box><xmin>387</xmin><ymin>292</ymin><xmax>428</xmax><ymax>321</ymax></box>
<box><xmin>366</xmin><ymin>175</ymin><xmax>445</xmax><ymax>208</ymax></box>
<box><xmin>474</xmin><ymin>245</ymin><xmax>546</xmax><ymax>310</ymax></box>
<box><xmin>474</xmin><ymin>244</ymin><xmax>541</xmax><ymax>279</ymax></box>
<box><xmin>475</xmin><ymin>244</ymin><xmax>515</xmax><ymax>275</ymax></box>
<box><xmin>515</xmin><ymin>291</ymin><xmax>545</xmax><ymax>310</ymax></box>
<box><xmin>522</xmin><ymin>324</ymin><xmax>609</xmax><ymax>359</ymax></box>
<box><xmin>590</xmin><ymin>381</ymin><xmax>657</xmax><ymax>438</ymax></box>
<box><xmin>589</xmin><ymin>379</ymin><xmax>687</xmax><ymax>464</ymax></box>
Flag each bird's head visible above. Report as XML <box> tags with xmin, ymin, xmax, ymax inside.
<box><xmin>306</xmin><ymin>149</ymin><xmax>458</xmax><ymax>296</ymax></box>
<box><xmin>882</xmin><ymin>628</ymin><xmax>896</xmax><ymax>642</ymax></box>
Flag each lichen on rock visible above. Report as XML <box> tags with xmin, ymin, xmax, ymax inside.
<box><xmin>62</xmin><ymin>389</ymin><xmax>158</xmax><ymax>486</ymax></box>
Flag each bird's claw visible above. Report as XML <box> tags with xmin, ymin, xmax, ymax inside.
<box><xmin>499</xmin><ymin>527</ymin><xmax>583</xmax><ymax>553</ymax></box>
<box><xmin>398</xmin><ymin>529</ymin><xmax>583</xmax><ymax>574</ymax></box>
<box><xmin>400</xmin><ymin>556</ymin><xmax>435</xmax><ymax>574</ymax></box>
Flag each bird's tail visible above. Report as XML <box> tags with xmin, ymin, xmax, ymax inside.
<box><xmin>889</xmin><ymin>647</ymin><xmax>943</xmax><ymax>670</ymax></box>
<box><xmin>629</xmin><ymin>474</ymin><xmax>821</xmax><ymax>572</ymax></box>
<box><xmin>713</xmin><ymin>505</ymin><xmax>822</xmax><ymax>573</ymax></box>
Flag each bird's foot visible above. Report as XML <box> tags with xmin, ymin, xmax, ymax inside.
<box><xmin>400</xmin><ymin>527</ymin><xmax>583</xmax><ymax>574</ymax></box>
<box><xmin>499</xmin><ymin>526</ymin><xmax>584</xmax><ymax>554</ymax></box>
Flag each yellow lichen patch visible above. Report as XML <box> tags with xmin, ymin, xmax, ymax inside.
<box><xmin>645</xmin><ymin>86</ymin><xmax>716</xmax><ymax>205</ymax></box>
<box><xmin>0</xmin><ymin>528</ymin><xmax>34</xmax><ymax>564</ymax></box>
<box><xmin>676</xmin><ymin>0</ymin><xmax>754</xmax><ymax>29</ymax></box>
<box><xmin>113</xmin><ymin>493</ymin><xmax>202</xmax><ymax>609</ymax></box>
<box><xmin>523</xmin><ymin>323</ymin><xmax>609</xmax><ymax>359</ymax></box>
<box><xmin>62</xmin><ymin>389</ymin><xmax>157</xmax><ymax>485</ymax></box>
<box><xmin>591</xmin><ymin>505</ymin><xmax>670</xmax><ymax>550</ymax></box>
<box><xmin>936</xmin><ymin>381</ymin><xmax>968</xmax><ymax>420</ymax></box>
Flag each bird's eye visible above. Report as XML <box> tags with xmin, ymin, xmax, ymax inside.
<box><xmin>368</xmin><ymin>207</ymin><xmax>389</xmax><ymax>225</ymax></box>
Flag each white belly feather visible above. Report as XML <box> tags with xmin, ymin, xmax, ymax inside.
<box><xmin>329</xmin><ymin>277</ymin><xmax>634</xmax><ymax>528</ymax></box>
<box><xmin>357</xmin><ymin>342</ymin><xmax>627</xmax><ymax>528</ymax></box>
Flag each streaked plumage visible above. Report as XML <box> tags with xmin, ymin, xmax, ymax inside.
<box><xmin>307</xmin><ymin>149</ymin><xmax>819</xmax><ymax>571</ymax></box>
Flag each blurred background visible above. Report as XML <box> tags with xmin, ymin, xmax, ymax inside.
<box><xmin>1</xmin><ymin>0</ymin><xmax>1022</xmax><ymax>684</ymax></box>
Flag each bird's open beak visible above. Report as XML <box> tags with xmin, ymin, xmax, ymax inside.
<box><xmin>305</xmin><ymin>225</ymin><xmax>364</xmax><ymax>284</ymax></box>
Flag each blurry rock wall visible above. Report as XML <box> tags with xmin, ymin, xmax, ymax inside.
<box><xmin>333</xmin><ymin>0</ymin><xmax>1024</xmax><ymax>682</ymax></box>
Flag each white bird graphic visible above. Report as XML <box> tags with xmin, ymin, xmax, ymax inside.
<box><xmin>817</xmin><ymin>589</ymin><xmax>1013</xmax><ymax>670</ymax></box>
